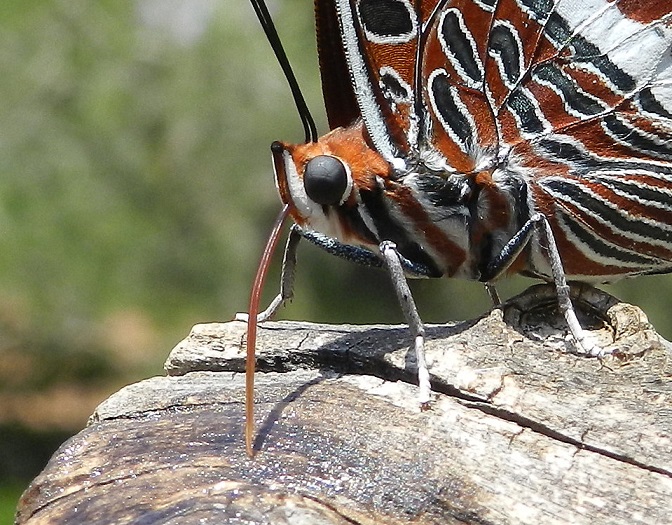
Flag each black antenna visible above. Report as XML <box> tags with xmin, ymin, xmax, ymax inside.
<box><xmin>249</xmin><ymin>0</ymin><xmax>319</xmax><ymax>143</ymax></box>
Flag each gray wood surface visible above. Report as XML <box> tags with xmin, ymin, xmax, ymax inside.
<box><xmin>16</xmin><ymin>284</ymin><xmax>672</xmax><ymax>524</ymax></box>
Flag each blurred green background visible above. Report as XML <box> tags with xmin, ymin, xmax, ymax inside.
<box><xmin>1</xmin><ymin>0</ymin><xmax>670</xmax><ymax>520</ymax></box>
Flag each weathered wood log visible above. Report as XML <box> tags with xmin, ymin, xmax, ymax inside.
<box><xmin>15</xmin><ymin>284</ymin><xmax>672</xmax><ymax>524</ymax></box>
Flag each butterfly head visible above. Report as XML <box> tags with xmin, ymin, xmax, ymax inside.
<box><xmin>271</xmin><ymin>123</ymin><xmax>390</xmax><ymax>246</ymax></box>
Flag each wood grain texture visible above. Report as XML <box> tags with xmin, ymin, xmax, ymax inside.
<box><xmin>16</xmin><ymin>284</ymin><xmax>672</xmax><ymax>524</ymax></box>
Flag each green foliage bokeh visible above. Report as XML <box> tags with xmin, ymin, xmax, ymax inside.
<box><xmin>1</xmin><ymin>0</ymin><xmax>671</xmax><ymax>515</ymax></box>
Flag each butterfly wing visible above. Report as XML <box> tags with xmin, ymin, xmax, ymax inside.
<box><xmin>315</xmin><ymin>0</ymin><xmax>360</xmax><ymax>129</ymax></box>
<box><xmin>489</xmin><ymin>1</ymin><xmax>672</xmax><ymax>278</ymax></box>
<box><xmin>314</xmin><ymin>0</ymin><xmax>672</xmax><ymax>279</ymax></box>
<box><xmin>420</xmin><ymin>0</ymin><xmax>500</xmax><ymax>173</ymax></box>
<box><xmin>316</xmin><ymin>0</ymin><xmax>451</xmax><ymax>161</ymax></box>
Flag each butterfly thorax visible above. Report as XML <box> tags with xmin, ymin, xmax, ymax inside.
<box><xmin>273</xmin><ymin>121</ymin><xmax>529</xmax><ymax>281</ymax></box>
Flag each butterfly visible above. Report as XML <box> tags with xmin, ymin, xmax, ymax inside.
<box><xmin>244</xmin><ymin>0</ymin><xmax>672</xmax><ymax>455</ymax></box>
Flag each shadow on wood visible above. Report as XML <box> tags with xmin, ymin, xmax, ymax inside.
<box><xmin>15</xmin><ymin>284</ymin><xmax>672</xmax><ymax>524</ymax></box>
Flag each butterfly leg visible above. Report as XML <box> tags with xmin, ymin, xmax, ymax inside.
<box><xmin>236</xmin><ymin>225</ymin><xmax>301</xmax><ymax>323</ymax></box>
<box><xmin>298</xmin><ymin>230</ymin><xmax>435</xmax><ymax>403</ymax></box>
<box><xmin>483</xmin><ymin>213</ymin><xmax>596</xmax><ymax>355</ymax></box>
<box><xmin>297</xmin><ymin>226</ymin><xmax>438</xmax><ymax>277</ymax></box>
<box><xmin>484</xmin><ymin>282</ymin><xmax>501</xmax><ymax>306</ymax></box>
<box><xmin>240</xmin><ymin>224</ymin><xmax>438</xmax><ymax>323</ymax></box>
<box><xmin>244</xmin><ymin>226</ymin><xmax>433</xmax><ymax>402</ymax></box>
<box><xmin>380</xmin><ymin>241</ymin><xmax>431</xmax><ymax>406</ymax></box>
<box><xmin>535</xmin><ymin>214</ymin><xmax>598</xmax><ymax>356</ymax></box>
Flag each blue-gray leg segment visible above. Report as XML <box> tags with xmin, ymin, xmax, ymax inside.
<box><xmin>297</xmin><ymin>226</ymin><xmax>437</xmax><ymax>278</ymax></box>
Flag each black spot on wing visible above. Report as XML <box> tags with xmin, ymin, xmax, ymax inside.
<box><xmin>517</xmin><ymin>0</ymin><xmax>554</xmax><ymax>21</ymax></box>
<box><xmin>489</xmin><ymin>22</ymin><xmax>522</xmax><ymax>86</ymax></box>
<box><xmin>637</xmin><ymin>87</ymin><xmax>672</xmax><ymax>120</ymax></box>
<box><xmin>380</xmin><ymin>69</ymin><xmax>411</xmax><ymax>103</ymax></box>
<box><xmin>603</xmin><ymin>114</ymin><xmax>672</xmax><ymax>160</ymax></box>
<box><xmin>507</xmin><ymin>88</ymin><xmax>546</xmax><ymax>135</ymax></box>
<box><xmin>535</xmin><ymin>136</ymin><xmax>672</xmax><ymax>175</ymax></box>
<box><xmin>359</xmin><ymin>0</ymin><xmax>413</xmax><ymax>38</ymax></box>
<box><xmin>600</xmin><ymin>178</ymin><xmax>672</xmax><ymax>210</ymax></box>
<box><xmin>544</xmin><ymin>178</ymin><xmax>672</xmax><ymax>243</ymax></box>
<box><xmin>430</xmin><ymin>72</ymin><xmax>474</xmax><ymax>148</ymax></box>
<box><xmin>441</xmin><ymin>10</ymin><xmax>483</xmax><ymax>85</ymax></box>
<box><xmin>533</xmin><ymin>62</ymin><xmax>605</xmax><ymax>116</ymax></box>
<box><xmin>544</xmin><ymin>13</ymin><xmax>636</xmax><ymax>93</ymax></box>
<box><xmin>560</xmin><ymin>213</ymin><xmax>663</xmax><ymax>266</ymax></box>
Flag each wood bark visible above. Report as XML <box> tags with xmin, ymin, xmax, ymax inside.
<box><xmin>15</xmin><ymin>284</ymin><xmax>672</xmax><ymax>524</ymax></box>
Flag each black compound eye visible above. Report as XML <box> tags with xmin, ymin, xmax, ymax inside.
<box><xmin>303</xmin><ymin>155</ymin><xmax>349</xmax><ymax>206</ymax></box>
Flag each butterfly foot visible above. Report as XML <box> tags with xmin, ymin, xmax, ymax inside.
<box><xmin>415</xmin><ymin>335</ymin><xmax>433</xmax><ymax>406</ymax></box>
<box><xmin>569</xmin><ymin>331</ymin><xmax>607</xmax><ymax>358</ymax></box>
<box><xmin>587</xmin><ymin>339</ymin><xmax>614</xmax><ymax>359</ymax></box>
<box><xmin>234</xmin><ymin>302</ymin><xmax>280</xmax><ymax>324</ymax></box>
